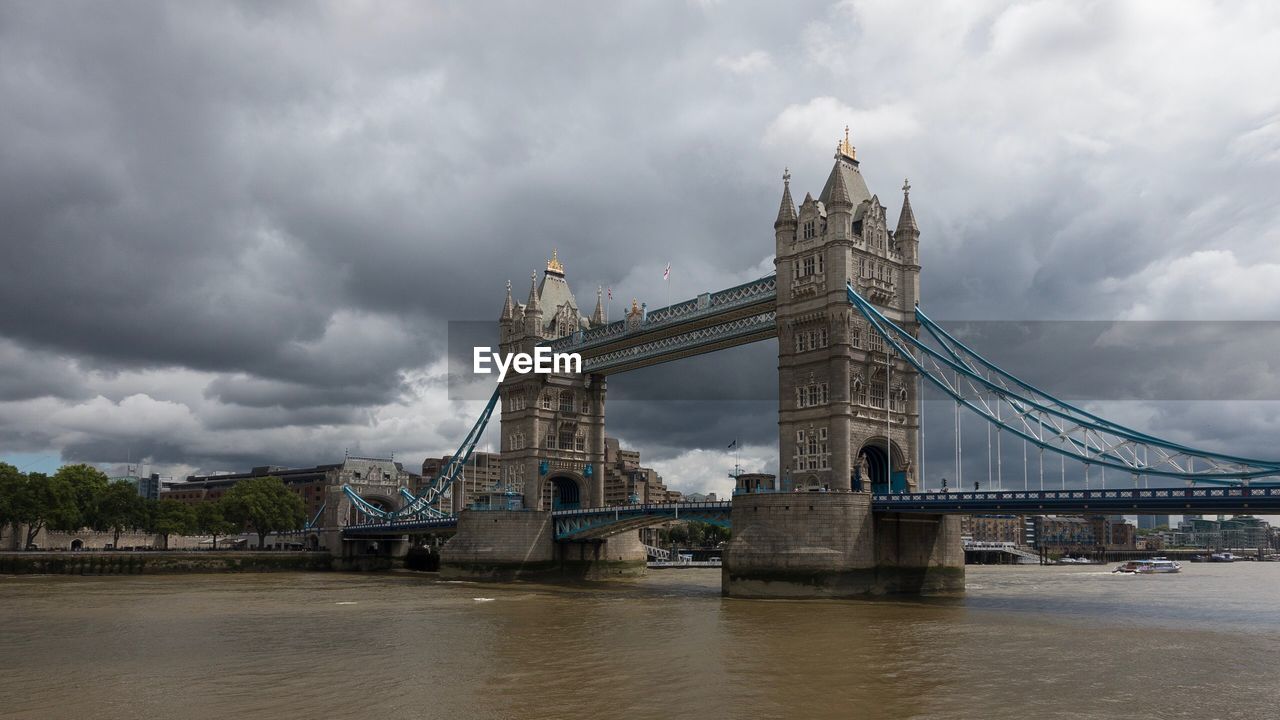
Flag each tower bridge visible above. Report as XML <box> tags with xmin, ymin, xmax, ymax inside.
<box><xmin>341</xmin><ymin>134</ymin><xmax>1280</xmax><ymax>596</ymax></box>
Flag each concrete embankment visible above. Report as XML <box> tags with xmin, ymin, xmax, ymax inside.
<box><xmin>0</xmin><ymin>551</ymin><xmax>393</xmax><ymax>575</ymax></box>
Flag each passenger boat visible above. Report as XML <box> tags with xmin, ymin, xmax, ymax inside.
<box><xmin>1113</xmin><ymin>558</ymin><xmax>1181</xmax><ymax>574</ymax></box>
<box><xmin>1209</xmin><ymin>552</ymin><xmax>1235</xmax><ymax>563</ymax></box>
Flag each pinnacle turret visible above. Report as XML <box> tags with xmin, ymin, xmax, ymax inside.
<box><xmin>896</xmin><ymin>178</ymin><xmax>919</xmax><ymax>237</ymax></box>
<box><xmin>499</xmin><ymin>280</ymin><xmax>515</xmax><ymax>322</ymax></box>
<box><xmin>827</xmin><ymin>159</ymin><xmax>852</xmax><ymax>210</ymax></box>
<box><xmin>591</xmin><ymin>285</ymin><xmax>606</xmax><ymax>326</ymax></box>
<box><xmin>524</xmin><ymin>272</ymin><xmax>541</xmax><ymax>314</ymax></box>
<box><xmin>774</xmin><ymin>168</ymin><xmax>797</xmax><ymax>228</ymax></box>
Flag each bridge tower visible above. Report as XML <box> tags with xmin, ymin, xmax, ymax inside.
<box><xmin>495</xmin><ymin>251</ymin><xmax>608</xmax><ymax>511</ymax></box>
<box><xmin>724</xmin><ymin>133</ymin><xmax>962</xmax><ymax>597</ymax></box>
<box><xmin>774</xmin><ymin>130</ymin><xmax>922</xmax><ymax>494</ymax></box>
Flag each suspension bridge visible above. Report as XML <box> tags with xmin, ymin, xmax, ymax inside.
<box><xmin>333</xmin><ymin>139</ymin><xmax>1280</xmax><ymax>596</ymax></box>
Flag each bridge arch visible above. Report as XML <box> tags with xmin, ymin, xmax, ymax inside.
<box><xmin>542</xmin><ymin>472</ymin><xmax>584</xmax><ymax>511</ymax></box>
<box><xmin>345</xmin><ymin>492</ymin><xmax>399</xmax><ymax>525</ymax></box>
<box><xmin>857</xmin><ymin>438</ymin><xmax>907</xmax><ymax>493</ymax></box>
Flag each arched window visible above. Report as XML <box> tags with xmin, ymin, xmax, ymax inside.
<box><xmin>541</xmin><ymin>392</ymin><xmax>552</xmax><ymax>410</ymax></box>
<box><xmin>559</xmin><ymin>390</ymin><xmax>575</xmax><ymax>413</ymax></box>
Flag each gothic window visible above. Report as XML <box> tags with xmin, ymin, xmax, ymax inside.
<box><xmin>794</xmin><ymin>332</ymin><xmax>804</xmax><ymax>354</ymax></box>
<box><xmin>559</xmin><ymin>390</ymin><xmax>575</xmax><ymax>413</ymax></box>
<box><xmin>851</xmin><ymin>374</ymin><xmax>864</xmax><ymax>404</ymax></box>
<box><xmin>793</xmin><ymin>260</ymin><xmax>800</xmax><ymax>279</ymax></box>
<box><xmin>581</xmin><ymin>398</ymin><xmax>591</xmax><ymax>415</ymax></box>
<box><xmin>868</xmin><ymin>330</ymin><xmax>885</xmax><ymax>353</ymax></box>
<box><xmin>870</xmin><ymin>379</ymin><xmax>886</xmax><ymax>409</ymax></box>
<box><xmin>817</xmin><ymin>327</ymin><xmax>828</xmax><ymax>348</ymax></box>
<box><xmin>807</xmin><ymin>332</ymin><xmax>816</xmax><ymax>351</ymax></box>
<box><xmin>575</xmin><ymin>433</ymin><xmax>586</xmax><ymax>452</ymax></box>
<box><xmin>803</xmin><ymin>220</ymin><xmax>816</xmax><ymax>239</ymax></box>
<box><xmin>793</xmin><ymin>427</ymin><xmax>831</xmax><ymax>470</ymax></box>
<box><xmin>544</xmin><ymin>430</ymin><xmax>556</xmax><ymax>449</ymax></box>
<box><xmin>803</xmin><ymin>256</ymin><xmax>815</xmax><ymax>276</ymax></box>
<box><xmin>850</xmin><ymin>322</ymin><xmax>861</xmax><ymax>348</ymax></box>
<box><xmin>559</xmin><ymin>429</ymin><xmax>575</xmax><ymax>451</ymax></box>
<box><xmin>541</xmin><ymin>392</ymin><xmax>552</xmax><ymax>410</ymax></box>
<box><xmin>816</xmin><ymin>253</ymin><xmax>824</xmax><ymax>275</ymax></box>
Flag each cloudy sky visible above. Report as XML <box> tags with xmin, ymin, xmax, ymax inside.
<box><xmin>2</xmin><ymin>1</ymin><xmax>1279</xmax><ymax>497</ymax></box>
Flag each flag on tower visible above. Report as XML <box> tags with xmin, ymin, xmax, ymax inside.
<box><xmin>663</xmin><ymin>262</ymin><xmax>671</xmax><ymax>280</ymax></box>
<box><xmin>607</xmin><ymin>287</ymin><xmax>613</xmax><ymax>300</ymax></box>
<box><xmin>727</xmin><ymin>439</ymin><xmax>737</xmax><ymax>450</ymax></box>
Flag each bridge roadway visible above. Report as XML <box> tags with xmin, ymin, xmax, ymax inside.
<box><xmin>340</xmin><ymin>486</ymin><xmax>1280</xmax><ymax>540</ymax></box>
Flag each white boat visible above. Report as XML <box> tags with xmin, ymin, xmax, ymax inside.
<box><xmin>1113</xmin><ymin>558</ymin><xmax>1181</xmax><ymax>574</ymax></box>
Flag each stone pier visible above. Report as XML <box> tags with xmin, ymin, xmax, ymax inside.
<box><xmin>722</xmin><ymin>493</ymin><xmax>963</xmax><ymax>598</ymax></box>
<box><xmin>440</xmin><ymin>510</ymin><xmax>646</xmax><ymax>581</ymax></box>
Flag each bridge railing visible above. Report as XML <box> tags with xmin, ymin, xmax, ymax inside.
<box><xmin>546</xmin><ymin>276</ymin><xmax>776</xmax><ymax>353</ymax></box>
<box><xmin>873</xmin><ymin>486</ymin><xmax>1280</xmax><ymax>504</ymax></box>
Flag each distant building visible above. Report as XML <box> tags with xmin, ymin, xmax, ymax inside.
<box><xmin>1138</xmin><ymin>515</ymin><xmax>1170</xmax><ymax>531</ymax></box>
<box><xmin>684</xmin><ymin>492</ymin><xmax>718</xmax><ymax>503</ymax></box>
<box><xmin>601</xmin><ymin>437</ymin><xmax>673</xmax><ymax>505</ymax></box>
<box><xmin>109</xmin><ymin>473</ymin><xmax>163</xmax><ymax>501</ymax></box>
<box><xmin>164</xmin><ymin>456</ymin><xmax>418</xmax><ymax>526</ymax></box>
<box><xmin>961</xmin><ymin>515</ymin><xmax>1032</xmax><ymax>546</ymax></box>
<box><xmin>1032</xmin><ymin>516</ymin><xmax>1094</xmax><ymax>549</ymax></box>
<box><xmin>422</xmin><ymin>451</ymin><xmax>503</xmax><ymax>513</ymax></box>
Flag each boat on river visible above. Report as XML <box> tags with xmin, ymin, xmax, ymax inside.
<box><xmin>1113</xmin><ymin>558</ymin><xmax>1181</xmax><ymax>574</ymax></box>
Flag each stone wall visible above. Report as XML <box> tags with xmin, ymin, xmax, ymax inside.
<box><xmin>0</xmin><ymin>551</ymin><xmax>336</xmax><ymax>575</ymax></box>
<box><xmin>439</xmin><ymin>510</ymin><xmax>556</xmax><ymax>580</ymax></box>
<box><xmin>722</xmin><ymin>492</ymin><xmax>964</xmax><ymax>597</ymax></box>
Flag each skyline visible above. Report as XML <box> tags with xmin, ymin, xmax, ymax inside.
<box><xmin>3</xmin><ymin>1</ymin><xmax>1280</xmax><ymax>497</ymax></box>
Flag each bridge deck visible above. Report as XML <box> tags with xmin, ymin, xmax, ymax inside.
<box><xmin>340</xmin><ymin>487</ymin><xmax>1280</xmax><ymax>538</ymax></box>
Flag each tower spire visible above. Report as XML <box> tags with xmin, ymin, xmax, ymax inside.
<box><xmin>774</xmin><ymin>167</ymin><xmax>797</xmax><ymax>228</ymax></box>
<box><xmin>827</xmin><ymin>159</ymin><xmax>852</xmax><ymax>210</ymax></box>
<box><xmin>896</xmin><ymin>178</ymin><xmax>918</xmax><ymax>236</ymax></box>
<box><xmin>525</xmin><ymin>271</ymin><xmax>540</xmax><ymax>313</ymax></box>
<box><xmin>499</xmin><ymin>279</ymin><xmax>515</xmax><ymax>322</ymax></box>
<box><xmin>591</xmin><ymin>285</ymin><xmax>606</xmax><ymax>326</ymax></box>
<box><xmin>838</xmin><ymin>125</ymin><xmax>856</xmax><ymax>160</ymax></box>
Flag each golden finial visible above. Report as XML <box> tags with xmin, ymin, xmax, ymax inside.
<box><xmin>902</xmin><ymin>178</ymin><xmax>911</xmax><ymax>195</ymax></box>
<box><xmin>839</xmin><ymin>125</ymin><xmax>856</xmax><ymax>159</ymax></box>
<box><xmin>547</xmin><ymin>248</ymin><xmax>565</xmax><ymax>275</ymax></box>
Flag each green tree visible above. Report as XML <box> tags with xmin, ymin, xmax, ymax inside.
<box><xmin>97</xmin><ymin>480</ymin><xmax>143</xmax><ymax>548</ymax></box>
<box><xmin>53</xmin><ymin>463</ymin><xmax>110</xmax><ymax>528</ymax></box>
<box><xmin>0</xmin><ymin>462</ymin><xmax>23</xmax><ymax>547</ymax></box>
<box><xmin>150</xmin><ymin>499</ymin><xmax>196</xmax><ymax>550</ymax></box>
<box><xmin>195</xmin><ymin>501</ymin><xmax>237</xmax><ymax>550</ymax></box>
<box><xmin>221</xmin><ymin>476</ymin><xmax>304</xmax><ymax>549</ymax></box>
<box><xmin>13</xmin><ymin>472</ymin><xmax>79</xmax><ymax>549</ymax></box>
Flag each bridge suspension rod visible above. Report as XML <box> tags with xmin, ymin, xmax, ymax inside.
<box><xmin>847</xmin><ymin>284</ymin><xmax>1280</xmax><ymax>485</ymax></box>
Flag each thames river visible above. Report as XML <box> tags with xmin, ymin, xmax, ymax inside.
<box><xmin>2</xmin><ymin>564</ymin><xmax>1278</xmax><ymax>720</ymax></box>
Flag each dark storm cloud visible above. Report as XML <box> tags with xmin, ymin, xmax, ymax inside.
<box><xmin>1</xmin><ymin>1</ymin><xmax>1279</xmax><ymax>485</ymax></box>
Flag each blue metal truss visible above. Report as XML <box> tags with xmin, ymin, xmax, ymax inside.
<box><xmin>342</xmin><ymin>387</ymin><xmax>501</xmax><ymax>523</ymax></box>
<box><xmin>846</xmin><ymin>283</ymin><xmax>1280</xmax><ymax>485</ymax></box>
<box><xmin>552</xmin><ymin>502</ymin><xmax>732</xmax><ymax>540</ymax></box>
<box><xmin>875</xmin><ymin>485</ymin><xmax>1280</xmax><ymax>514</ymax></box>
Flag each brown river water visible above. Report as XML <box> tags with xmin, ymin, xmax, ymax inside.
<box><xmin>2</xmin><ymin>564</ymin><xmax>1278</xmax><ymax>720</ymax></box>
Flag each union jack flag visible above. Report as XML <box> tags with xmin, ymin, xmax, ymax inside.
<box><xmin>663</xmin><ymin>262</ymin><xmax>671</xmax><ymax>280</ymax></box>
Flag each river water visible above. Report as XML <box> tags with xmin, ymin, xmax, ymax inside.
<box><xmin>2</xmin><ymin>564</ymin><xmax>1278</xmax><ymax>720</ymax></box>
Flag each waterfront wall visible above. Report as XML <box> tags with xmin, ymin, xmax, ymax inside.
<box><xmin>0</xmin><ymin>551</ymin><xmax>350</xmax><ymax>575</ymax></box>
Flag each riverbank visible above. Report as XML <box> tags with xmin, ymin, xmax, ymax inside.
<box><xmin>0</xmin><ymin>551</ymin><xmax>393</xmax><ymax>575</ymax></box>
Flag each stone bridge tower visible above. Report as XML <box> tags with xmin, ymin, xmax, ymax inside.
<box><xmin>774</xmin><ymin>130</ymin><xmax>922</xmax><ymax>494</ymax></box>
<box><xmin>725</xmin><ymin>133</ymin><xmax>961</xmax><ymax>598</ymax></box>
<box><xmin>497</xmin><ymin>251</ymin><xmax>608</xmax><ymax>510</ymax></box>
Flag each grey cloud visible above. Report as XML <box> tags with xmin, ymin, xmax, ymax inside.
<box><xmin>2</xmin><ymin>1</ymin><xmax>1278</xmax><ymax>482</ymax></box>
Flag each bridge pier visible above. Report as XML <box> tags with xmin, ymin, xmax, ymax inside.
<box><xmin>722</xmin><ymin>493</ymin><xmax>963</xmax><ymax>598</ymax></box>
<box><xmin>439</xmin><ymin>509</ymin><xmax>647</xmax><ymax>581</ymax></box>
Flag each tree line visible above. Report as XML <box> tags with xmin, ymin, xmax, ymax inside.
<box><xmin>0</xmin><ymin>462</ymin><xmax>306</xmax><ymax>550</ymax></box>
